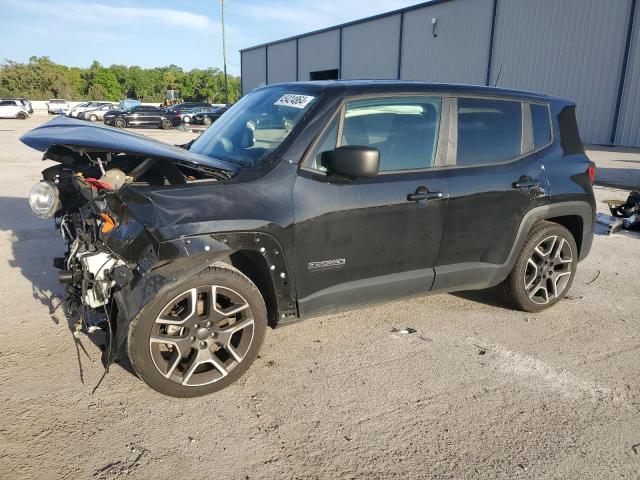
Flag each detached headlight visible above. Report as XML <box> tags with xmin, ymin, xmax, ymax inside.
<box><xmin>29</xmin><ymin>181</ymin><xmax>60</xmax><ymax>219</ymax></box>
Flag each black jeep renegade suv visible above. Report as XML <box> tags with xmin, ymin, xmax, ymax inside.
<box><xmin>22</xmin><ymin>81</ymin><xmax>595</xmax><ymax>397</ymax></box>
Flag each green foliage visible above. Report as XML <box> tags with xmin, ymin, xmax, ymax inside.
<box><xmin>0</xmin><ymin>56</ymin><xmax>241</xmax><ymax>103</ymax></box>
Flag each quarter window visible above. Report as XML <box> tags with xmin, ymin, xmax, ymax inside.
<box><xmin>307</xmin><ymin>116</ymin><xmax>339</xmax><ymax>172</ymax></box>
<box><xmin>457</xmin><ymin>98</ymin><xmax>522</xmax><ymax>166</ymax></box>
<box><xmin>531</xmin><ymin>103</ymin><xmax>552</xmax><ymax>148</ymax></box>
<box><xmin>341</xmin><ymin>97</ymin><xmax>441</xmax><ymax>171</ymax></box>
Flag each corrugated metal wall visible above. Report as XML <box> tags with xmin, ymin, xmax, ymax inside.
<box><xmin>297</xmin><ymin>30</ymin><xmax>340</xmax><ymax>81</ymax></box>
<box><xmin>490</xmin><ymin>0</ymin><xmax>632</xmax><ymax>145</ymax></box>
<box><xmin>241</xmin><ymin>47</ymin><xmax>266</xmax><ymax>94</ymax></box>
<box><xmin>401</xmin><ymin>0</ymin><xmax>492</xmax><ymax>84</ymax></box>
<box><xmin>616</xmin><ymin>4</ymin><xmax>640</xmax><ymax>147</ymax></box>
<box><xmin>341</xmin><ymin>15</ymin><xmax>401</xmax><ymax>79</ymax></box>
<box><xmin>267</xmin><ymin>40</ymin><xmax>297</xmax><ymax>84</ymax></box>
<box><xmin>240</xmin><ymin>0</ymin><xmax>640</xmax><ymax>147</ymax></box>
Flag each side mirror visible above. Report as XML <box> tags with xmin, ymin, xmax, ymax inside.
<box><xmin>326</xmin><ymin>145</ymin><xmax>379</xmax><ymax>179</ymax></box>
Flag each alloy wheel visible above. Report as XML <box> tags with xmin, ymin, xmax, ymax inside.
<box><xmin>149</xmin><ymin>285</ymin><xmax>255</xmax><ymax>387</ymax></box>
<box><xmin>524</xmin><ymin>235</ymin><xmax>573</xmax><ymax>305</ymax></box>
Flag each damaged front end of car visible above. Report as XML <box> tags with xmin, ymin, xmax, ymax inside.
<box><xmin>22</xmin><ymin>117</ymin><xmax>241</xmax><ymax>359</ymax></box>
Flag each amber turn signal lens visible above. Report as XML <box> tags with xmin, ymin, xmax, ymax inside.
<box><xmin>99</xmin><ymin>213</ymin><xmax>117</xmax><ymax>233</ymax></box>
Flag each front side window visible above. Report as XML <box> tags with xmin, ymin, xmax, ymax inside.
<box><xmin>190</xmin><ymin>86</ymin><xmax>318</xmax><ymax>166</ymax></box>
<box><xmin>457</xmin><ymin>98</ymin><xmax>522</xmax><ymax>166</ymax></box>
<box><xmin>340</xmin><ymin>97</ymin><xmax>441</xmax><ymax>171</ymax></box>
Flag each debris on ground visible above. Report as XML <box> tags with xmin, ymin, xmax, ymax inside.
<box><xmin>601</xmin><ymin>192</ymin><xmax>640</xmax><ymax>233</ymax></box>
<box><xmin>596</xmin><ymin>213</ymin><xmax>623</xmax><ymax>235</ymax></box>
<box><xmin>391</xmin><ymin>327</ymin><xmax>417</xmax><ymax>334</ymax></box>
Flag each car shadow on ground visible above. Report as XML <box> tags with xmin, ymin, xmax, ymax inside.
<box><xmin>0</xmin><ymin>196</ymin><xmax>136</xmax><ymax>384</ymax></box>
<box><xmin>450</xmin><ymin>287</ymin><xmax>514</xmax><ymax>310</ymax></box>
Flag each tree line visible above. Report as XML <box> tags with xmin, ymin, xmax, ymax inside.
<box><xmin>0</xmin><ymin>56</ymin><xmax>241</xmax><ymax>103</ymax></box>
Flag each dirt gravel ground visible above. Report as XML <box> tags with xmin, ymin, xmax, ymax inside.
<box><xmin>1</xmin><ymin>116</ymin><xmax>639</xmax><ymax>479</ymax></box>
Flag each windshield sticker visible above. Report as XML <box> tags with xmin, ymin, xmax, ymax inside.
<box><xmin>274</xmin><ymin>94</ymin><xmax>315</xmax><ymax>109</ymax></box>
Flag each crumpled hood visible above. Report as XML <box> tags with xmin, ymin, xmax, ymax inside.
<box><xmin>19</xmin><ymin>116</ymin><xmax>240</xmax><ymax>172</ymax></box>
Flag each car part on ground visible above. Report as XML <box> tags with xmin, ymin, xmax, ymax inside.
<box><xmin>21</xmin><ymin>81</ymin><xmax>595</xmax><ymax>397</ymax></box>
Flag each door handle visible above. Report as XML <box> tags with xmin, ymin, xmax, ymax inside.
<box><xmin>407</xmin><ymin>186</ymin><xmax>444</xmax><ymax>202</ymax></box>
<box><xmin>512</xmin><ymin>176</ymin><xmax>541</xmax><ymax>189</ymax></box>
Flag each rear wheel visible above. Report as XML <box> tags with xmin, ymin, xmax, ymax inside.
<box><xmin>114</xmin><ymin>118</ymin><xmax>126</xmax><ymax>128</ymax></box>
<box><xmin>161</xmin><ymin>119</ymin><xmax>173</xmax><ymax>130</ymax></box>
<box><xmin>89</xmin><ymin>114</ymin><xmax>98</xmax><ymax>122</ymax></box>
<box><xmin>497</xmin><ymin>221</ymin><xmax>577</xmax><ymax>312</ymax></box>
<box><xmin>16</xmin><ymin>111</ymin><xmax>27</xmax><ymax>120</ymax></box>
<box><xmin>127</xmin><ymin>264</ymin><xmax>267</xmax><ymax>397</ymax></box>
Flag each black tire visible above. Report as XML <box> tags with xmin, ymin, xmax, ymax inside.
<box><xmin>89</xmin><ymin>114</ymin><xmax>98</xmax><ymax>122</ymax></box>
<box><xmin>497</xmin><ymin>221</ymin><xmax>578</xmax><ymax>312</ymax></box>
<box><xmin>161</xmin><ymin>119</ymin><xmax>173</xmax><ymax>130</ymax></box>
<box><xmin>16</xmin><ymin>111</ymin><xmax>27</xmax><ymax>120</ymax></box>
<box><xmin>114</xmin><ymin>118</ymin><xmax>126</xmax><ymax>128</ymax></box>
<box><xmin>203</xmin><ymin>116</ymin><xmax>212</xmax><ymax>126</ymax></box>
<box><xmin>127</xmin><ymin>263</ymin><xmax>267</xmax><ymax>397</ymax></box>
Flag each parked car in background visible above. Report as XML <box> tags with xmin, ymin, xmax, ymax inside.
<box><xmin>0</xmin><ymin>99</ymin><xmax>28</xmax><ymax>119</ymax></box>
<box><xmin>103</xmin><ymin>105</ymin><xmax>180</xmax><ymax>129</ymax></box>
<box><xmin>193</xmin><ymin>106</ymin><xmax>229</xmax><ymax>125</ymax></box>
<box><xmin>77</xmin><ymin>103</ymin><xmax>117</xmax><ymax>121</ymax></box>
<box><xmin>174</xmin><ymin>106</ymin><xmax>210</xmax><ymax>124</ymax></box>
<box><xmin>47</xmin><ymin>99</ymin><xmax>69</xmax><ymax>115</ymax></box>
<box><xmin>4</xmin><ymin>98</ymin><xmax>33</xmax><ymax>114</ymax></box>
<box><xmin>167</xmin><ymin>102</ymin><xmax>213</xmax><ymax>116</ymax></box>
<box><xmin>21</xmin><ymin>81</ymin><xmax>595</xmax><ymax>397</ymax></box>
<box><xmin>69</xmin><ymin>101</ymin><xmax>113</xmax><ymax>118</ymax></box>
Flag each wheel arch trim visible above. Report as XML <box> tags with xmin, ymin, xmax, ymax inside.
<box><xmin>432</xmin><ymin>201</ymin><xmax>594</xmax><ymax>293</ymax></box>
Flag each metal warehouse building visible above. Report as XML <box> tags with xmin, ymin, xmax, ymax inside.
<box><xmin>240</xmin><ymin>0</ymin><xmax>640</xmax><ymax>147</ymax></box>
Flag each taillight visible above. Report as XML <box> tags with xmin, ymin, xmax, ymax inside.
<box><xmin>587</xmin><ymin>165</ymin><xmax>596</xmax><ymax>184</ymax></box>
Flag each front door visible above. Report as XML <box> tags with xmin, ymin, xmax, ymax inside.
<box><xmin>293</xmin><ymin>95</ymin><xmax>450</xmax><ymax>316</ymax></box>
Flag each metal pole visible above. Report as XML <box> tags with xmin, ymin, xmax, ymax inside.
<box><xmin>221</xmin><ymin>0</ymin><xmax>229</xmax><ymax>105</ymax></box>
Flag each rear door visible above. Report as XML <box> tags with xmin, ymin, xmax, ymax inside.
<box><xmin>293</xmin><ymin>95</ymin><xmax>450</xmax><ymax>315</ymax></box>
<box><xmin>432</xmin><ymin>97</ymin><xmax>550</xmax><ymax>292</ymax></box>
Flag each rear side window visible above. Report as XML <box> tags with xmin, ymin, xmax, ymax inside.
<box><xmin>341</xmin><ymin>97</ymin><xmax>442</xmax><ymax>171</ymax></box>
<box><xmin>558</xmin><ymin>106</ymin><xmax>584</xmax><ymax>155</ymax></box>
<box><xmin>457</xmin><ymin>98</ymin><xmax>522</xmax><ymax>166</ymax></box>
<box><xmin>531</xmin><ymin>103</ymin><xmax>552</xmax><ymax>148</ymax></box>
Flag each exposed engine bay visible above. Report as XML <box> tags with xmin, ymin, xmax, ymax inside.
<box><xmin>31</xmin><ymin>143</ymin><xmax>234</xmax><ymax>337</ymax></box>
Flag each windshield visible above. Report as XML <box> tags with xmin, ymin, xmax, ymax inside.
<box><xmin>189</xmin><ymin>86</ymin><xmax>318</xmax><ymax>166</ymax></box>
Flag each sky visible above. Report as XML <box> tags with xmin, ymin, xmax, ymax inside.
<box><xmin>0</xmin><ymin>0</ymin><xmax>420</xmax><ymax>75</ymax></box>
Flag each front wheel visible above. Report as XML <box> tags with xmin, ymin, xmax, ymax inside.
<box><xmin>88</xmin><ymin>114</ymin><xmax>98</xmax><ymax>122</ymax></box>
<box><xmin>497</xmin><ymin>221</ymin><xmax>577</xmax><ymax>312</ymax></box>
<box><xmin>202</xmin><ymin>116</ymin><xmax>212</xmax><ymax>126</ymax></box>
<box><xmin>127</xmin><ymin>264</ymin><xmax>267</xmax><ymax>397</ymax></box>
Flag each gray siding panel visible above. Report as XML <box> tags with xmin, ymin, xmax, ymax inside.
<box><xmin>241</xmin><ymin>47</ymin><xmax>266</xmax><ymax>94</ymax></box>
<box><xmin>401</xmin><ymin>0</ymin><xmax>492</xmax><ymax>84</ymax></box>
<box><xmin>297</xmin><ymin>29</ymin><xmax>340</xmax><ymax>81</ymax></box>
<box><xmin>490</xmin><ymin>0</ymin><xmax>632</xmax><ymax>145</ymax></box>
<box><xmin>341</xmin><ymin>15</ymin><xmax>401</xmax><ymax>79</ymax></box>
<box><xmin>267</xmin><ymin>40</ymin><xmax>297</xmax><ymax>84</ymax></box>
<box><xmin>616</xmin><ymin>6</ymin><xmax>640</xmax><ymax>147</ymax></box>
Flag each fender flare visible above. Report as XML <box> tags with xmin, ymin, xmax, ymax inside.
<box><xmin>432</xmin><ymin>201</ymin><xmax>594</xmax><ymax>292</ymax></box>
<box><xmin>113</xmin><ymin>231</ymin><xmax>295</xmax><ymax>353</ymax></box>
